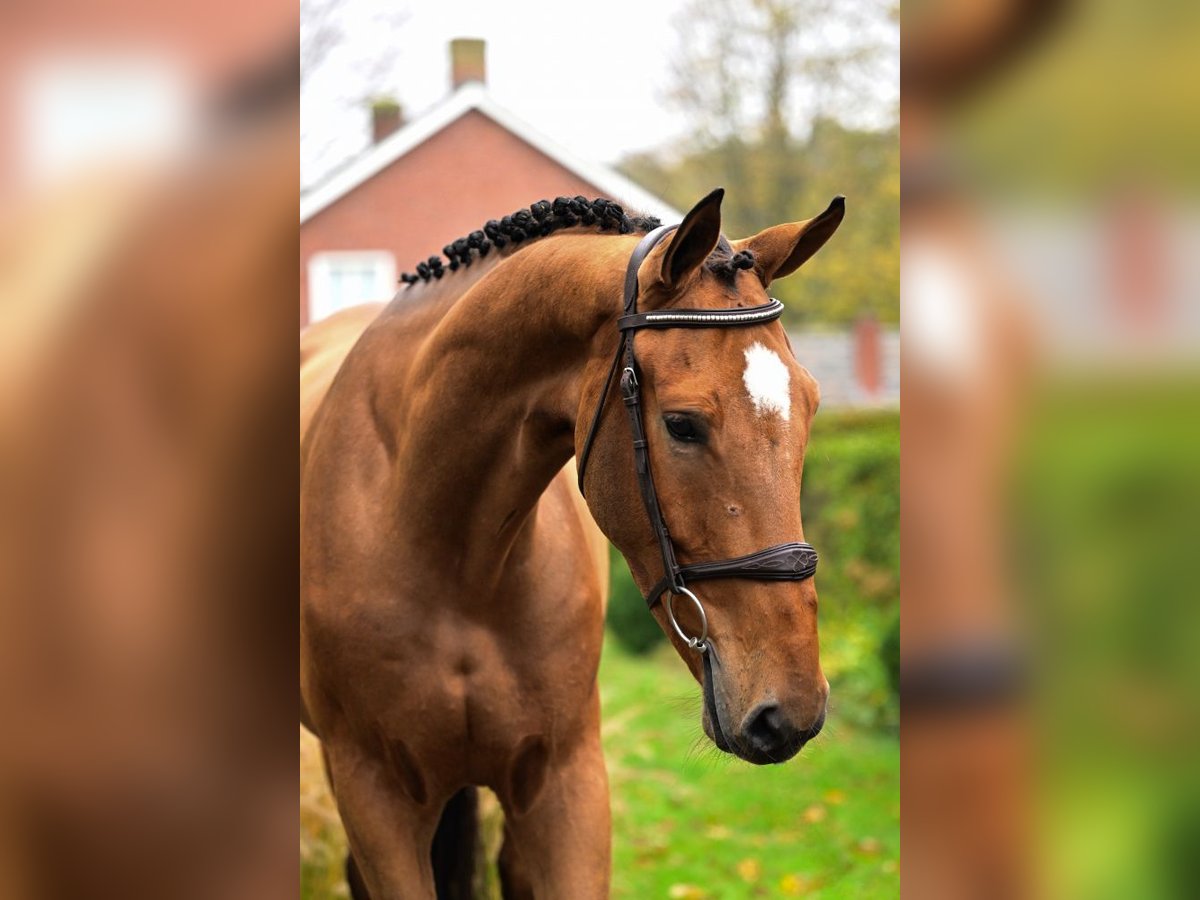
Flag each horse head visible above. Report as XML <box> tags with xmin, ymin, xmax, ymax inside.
<box><xmin>580</xmin><ymin>188</ymin><xmax>844</xmax><ymax>764</ymax></box>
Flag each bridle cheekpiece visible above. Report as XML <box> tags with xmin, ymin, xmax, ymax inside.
<box><xmin>576</xmin><ymin>225</ymin><xmax>819</xmax><ymax>655</ymax></box>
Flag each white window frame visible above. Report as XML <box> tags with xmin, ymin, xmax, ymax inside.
<box><xmin>308</xmin><ymin>250</ymin><xmax>397</xmax><ymax>323</ymax></box>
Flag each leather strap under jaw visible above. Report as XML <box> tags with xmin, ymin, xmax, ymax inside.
<box><xmin>575</xmin><ymin>223</ymin><xmax>819</xmax><ymax>627</ymax></box>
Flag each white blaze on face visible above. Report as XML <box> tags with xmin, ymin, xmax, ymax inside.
<box><xmin>742</xmin><ymin>342</ymin><xmax>791</xmax><ymax>422</ymax></box>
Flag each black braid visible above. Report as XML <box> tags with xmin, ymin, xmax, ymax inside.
<box><xmin>397</xmin><ymin>196</ymin><xmax>670</xmax><ymax>286</ymax></box>
<box><xmin>483</xmin><ymin>220</ymin><xmax>507</xmax><ymax>250</ymax></box>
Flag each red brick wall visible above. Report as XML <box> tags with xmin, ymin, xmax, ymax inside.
<box><xmin>299</xmin><ymin>110</ymin><xmax>607</xmax><ymax>326</ymax></box>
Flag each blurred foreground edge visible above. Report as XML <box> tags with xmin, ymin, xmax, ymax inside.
<box><xmin>0</xmin><ymin>46</ymin><xmax>299</xmax><ymax>900</ymax></box>
<box><xmin>903</xmin><ymin>0</ymin><xmax>1200</xmax><ymax>898</ymax></box>
<box><xmin>900</xmin><ymin>0</ymin><xmax>1067</xmax><ymax>898</ymax></box>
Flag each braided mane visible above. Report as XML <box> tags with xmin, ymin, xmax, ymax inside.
<box><xmin>399</xmin><ymin>196</ymin><xmax>755</xmax><ymax>286</ymax></box>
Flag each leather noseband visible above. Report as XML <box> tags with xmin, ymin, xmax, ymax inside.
<box><xmin>576</xmin><ymin>224</ymin><xmax>818</xmax><ymax>653</ymax></box>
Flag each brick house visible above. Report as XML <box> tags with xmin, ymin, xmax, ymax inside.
<box><xmin>299</xmin><ymin>40</ymin><xmax>681</xmax><ymax>326</ymax></box>
<box><xmin>299</xmin><ymin>40</ymin><xmax>897</xmax><ymax>407</ymax></box>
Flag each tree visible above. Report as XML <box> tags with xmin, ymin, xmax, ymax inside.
<box><xmin>300</xmin><ymin>0</ymin><xmax>409</xmax><ymax>188</ymax></box>
<box><xmin>624</xmin><ymin>0</ymin><xmax>898</xmax><ymax>325</ymax></box>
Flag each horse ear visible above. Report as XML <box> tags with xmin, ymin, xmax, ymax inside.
<box><xmin>658</xmin><ymin>187</ymin><xmax>724</xmax><ymax>292</ymax></box>
<box><xmin>738</xmin><ymin>196</ymin><xmax>845</xmax><ymax>287</ymax></box>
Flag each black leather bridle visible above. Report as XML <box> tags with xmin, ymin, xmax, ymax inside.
<box><xmin>576</xmin><ymin>224</ymin><xmax>819</xmax><ymax>657</ymax></box>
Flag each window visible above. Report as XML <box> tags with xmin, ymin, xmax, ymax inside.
<box><xmin>308</xmin><ymin>251</ymin><xmax>397</xmax><ymax>322</ymax></box>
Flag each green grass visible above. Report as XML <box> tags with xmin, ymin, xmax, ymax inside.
<box><xmin>601</xmin><ymin>637</ymin><xmax>898</xmax><ymax>899</ymax></box>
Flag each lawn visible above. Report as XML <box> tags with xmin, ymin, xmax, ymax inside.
<box><xmin>601</xmin><ymin>638</ymin><xmax>899</xmax><ymax>899</ymax></box>
<box><xmin>300</xmin><ymin>636</ymin><xmax>899</xmax><ymax>899</ymax></box>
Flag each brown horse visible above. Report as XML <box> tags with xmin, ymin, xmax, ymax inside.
<box><xmin>299</xmin><ymin>188</ymin><xmax>843</xmax><ymax>898</ymax></box>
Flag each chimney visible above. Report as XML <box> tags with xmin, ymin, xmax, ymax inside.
<box><xmin>854</xmin><ymin>315</ymin><xmax>882</xmax><ymax>399</ymax></box>
<box><xmin>370</xmin><ymin>97</ymin><xmax>403</xmax><ymax>144</ymax></box>
<box><xmin>450</xmin><ymin>38</ymin><xmax>486</xmax><ymax>89</ymax></box>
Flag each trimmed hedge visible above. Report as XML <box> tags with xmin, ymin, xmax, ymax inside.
<box><xmin>605</xmin><ymin>410</ymin><xmax>900</xmax><ymax>728</ymax></box>
<box><xmin>606</xmin><ymin>544</ymin><xmax>664</xmax><ymax>655</ymax></box>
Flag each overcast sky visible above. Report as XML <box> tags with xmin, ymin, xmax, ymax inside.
<box><xmin>301</xmin><ymin>0</ymin><xmax>895</xmax><ymax>189</ymax></box>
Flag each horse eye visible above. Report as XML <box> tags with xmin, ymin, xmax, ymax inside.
<box><xmin>663</xmin><ymin>414</ymin><xmax>703</xmax><ymax>443</ymax></box>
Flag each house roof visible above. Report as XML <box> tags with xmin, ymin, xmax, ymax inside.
<box><xmin>300</xmin><ymin>83</ymin><xmax>684</xmax><ymax>225</ymax></box>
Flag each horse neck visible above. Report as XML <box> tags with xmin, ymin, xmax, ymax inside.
<box><xmin>375</xmin><ymin>232</ymin><xmax>636</xmax><ymax>580</ymax></box>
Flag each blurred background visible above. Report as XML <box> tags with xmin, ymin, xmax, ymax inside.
<box><xmin>299</xmin><ymin>0</ymin><xmax>899</xmax><ymax>898</ymax></box>
<box><xmin>901</xmin><ymin>0</ymin><xmax>1200</xmax><ymax>897</ymax></box>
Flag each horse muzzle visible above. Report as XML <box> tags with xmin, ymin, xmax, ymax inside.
<box><xmin>738</xmin><ymin>701</ymin><xmax>826</xmax><ymax>764</ymax></box>
<box><xmin>701</xmin><ymin>644</ymin><xmax>828</xmax><ymax>764</ymax></box>
<box><xmin>704</xmin><ymin>700</ymin><xmax>826</xmax><ymax>765</ymax></box>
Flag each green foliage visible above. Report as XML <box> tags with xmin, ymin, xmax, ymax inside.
<box><xmin>607</xmin><ymin>545</ymin><xmax>666</xmax><ymax>655</ymax></box>
<box><xmin>880</xmin><ymin>612</ymin><xmax>901</xmax><ymax>698</ymax></box>
<box><xmin>954</xmin><ymin>1</ymin><xmax>1200</xmax><ymax>198</ymax></box>
<box><xmin>802</xmin><ymin>411</ymin><xmax>900</xmax><ymax>731</ymax></box>
<box><xmin>605</xmin><ymin>411</ymin><xmax>900</xmax><ymax>729</ymax></box>
<box><xmin>1015</xmin><ymin>380</ymin><xmax>1200</xmax><ymax>899</ymax></box>
<box><xmin>620</xmin><ymin>120</ymin><xmax>899</xmax><ymax>328</ymax></box>
<box><xmin>802</xmin><ymin>411</ymin><xmax>900</xmax><ymax>604</ymax></box>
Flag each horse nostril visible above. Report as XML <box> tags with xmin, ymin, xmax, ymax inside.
<box><xmin>742</xmin><ymin>703</ymin><xmax>797</xmax><ymax>757</ymax></box>
<box><xmin>740</xmin><ymin>702</ymin><xmax>826</xmax><ymax>762</ymax></box>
